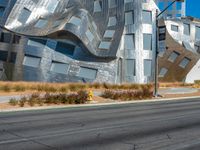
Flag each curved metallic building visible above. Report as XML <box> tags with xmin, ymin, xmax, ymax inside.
<box><xmin>158</xmin><ymin>17</ymin><xmax>200</xmax><ymax>82</ymax></box>
<box><xmin>0</xmin><ymin>0</ymin><xmax>158</xmax><ymax>83</ymax></box>
<box><xmin>0</xmin><ymin>0</ymin><xmax>199</xmax><ymax>83</ymax></box>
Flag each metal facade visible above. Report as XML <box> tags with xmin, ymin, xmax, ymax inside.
<box><xmin>0</xmin><ymin>0</ymin><xmax>199</xmax><ymax>84</ymax></box>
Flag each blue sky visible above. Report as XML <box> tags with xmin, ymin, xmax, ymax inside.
<box><xmin>186</xmin><ymin>0</ymin><xmax>200</xmax><ymax>18</ymax></box>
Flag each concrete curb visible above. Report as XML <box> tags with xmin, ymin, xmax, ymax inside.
<box><xmin>1</xmin><ymin>95</ymin><xmax>200</xmax><ymax>113</ymax></box>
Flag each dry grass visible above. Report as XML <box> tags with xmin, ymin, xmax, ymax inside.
<box><xmin>101</xmin><ymin>84</ymin><xmax>153</xmax><ymax>101</ymax></box>
<box><xmin>9</xmin><ymin>90</ymin><xmax>89</xmax><ymax>107</ymax></box>
<box><xmin>0</xmin><ymin>82</ymin><xmax>154</xmax><ymax>93</ymax></box>
<box><xmin>159</xmin><ymin>82</ymin><xmax>194</xmax><ymax>88</ymax></box>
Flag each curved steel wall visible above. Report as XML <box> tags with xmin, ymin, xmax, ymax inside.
<box><xmin>2</xmin><ymin>0</ymin><xmax>199</xmax><ymax>84</ymax></box>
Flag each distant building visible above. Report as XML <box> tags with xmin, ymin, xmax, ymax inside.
<box><xmin>0</xmin><ymin>0</ymin><xmax>199</xmax><ymax>83</ymax></box>
<box><xmin>155</xmin><ymin>0</ymin><xmax>186</xmax><ymax>18</ymax></box>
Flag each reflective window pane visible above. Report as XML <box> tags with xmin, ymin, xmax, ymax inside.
<box><xmin>143</xmin><ymin>34</ymin><xmax>152</xmax><ymax>50</ymax></box>
<box><xmin>78</xmin><ymin>67</ymin><xmax>97</xmax><ymax>80</ymax></box>
<box><xmin>144</xmin><ymin>59</ymin><xmax>152</xmax><ymax>76</ymax></box>
<box><xmin>23</xmin><ymin>55</ymin><xmax>41</xmax><ymax>68</ymax></box>
<box><xmin>179</xmin><ymin>57</ymin><xmax>190</xmax><ymax>68</ymax></box>
<box><xmin>168</xmin><ymin>51</ymin><xmax>180</xmax><ymax>62</ymax></box>
<box><xmin>18</xmin><ymin>7</ymin><xmax>31</xmax><ymax>24</ymax></box>
<box><xmin>50</xmin><ymin>62</ymin><xmax>69</xmax><ymax>74</ymax></box>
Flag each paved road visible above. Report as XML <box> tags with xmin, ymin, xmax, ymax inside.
<box><xmin>1</xmin><ymin>98</ymin><xmax>200</xmax><ymax>150</ymax></box>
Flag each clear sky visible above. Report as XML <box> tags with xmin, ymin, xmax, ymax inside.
<box><xmin>186</xmin><ymin>0</ymin><xmax>200</xmax><ymax>18</ymax></box>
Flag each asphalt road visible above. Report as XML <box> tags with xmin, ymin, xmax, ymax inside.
<box><xmin>1</xmin><ymin>98</ymin><xmax>200</xmax><ymax>150</ymax></box>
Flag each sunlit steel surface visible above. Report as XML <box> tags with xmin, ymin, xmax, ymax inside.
<box><xmin>0</xmin><ymin>0</ymin><xmax>199</xmax><ymax>84</ymax></box>
<box><xmin>0</xmin><ymin>0</ymin><xmax>158</xmax><ymax>83</ymax></box>
<box><xmin>158</xmin><ymin>17</ymin><xmax>200</xmax><ymax>82</ymax></box>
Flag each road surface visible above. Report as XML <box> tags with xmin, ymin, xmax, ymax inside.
<box><xmin>1</xmin><ymin>98</ymin><xmax>200</xmax><ymax>150</ymax></box>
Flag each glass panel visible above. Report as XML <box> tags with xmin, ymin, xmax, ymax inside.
<box><xmin>144</xmin><ymin>59</ymin><xmax>152</xmax><ymax>76</ymax></box>
<box><xmin>98</xmin><ymin>41</ymin><xmax>111</xmax><ymax>50</ymax></box>
<box><xmin>35</xmin><ymin>19</ymin><xmax>48</xmax><ymax>28</ymax></box>
<box><xmin>69</xmin><ymin>16</ymin><xmax>81</xmax><ymax>26</ymax></box>
<box><xmin>46</xmin><ymin>0</ymin><xmax>59</xmax><ymax>13</ymax></box>
<box><xmin>195</xmin><ymin>26</ymin><xmax>200</xmax><ymax>39</ymax></box>
<box><xmin>50</xmin><ymin>62</ymin><xmax>69</xmax><ymax>74</ymax></box>
<box><xmin>143</xmin><ymin>34</ymin><xmax>152</xmax><ymax>50</ymax></box>
<box><xmin>168</xmin><ymin>51</ymin><xmax>180</xmax><ymax>62</ymax></box>
<box><xmin>0</xmin><ymin>32</ymin><xmax>12</xmax><ymax>43</ymax></box>
<box><xmin>18</xmin><ymin>7</ymin><xmax>31</xmax><ymax>24</ymax></box>
<box><xmin>126</xmin><ymin>59</ymin><xmax>135</xmax><ymax>76</ymax></box>
<box><xmin>124</xmin><ymin>34</ymin><xmax>134</xmax><ymax>50</ymax></box>
<box><xmin>179</xmin><ymin>57</ymin><xmax>190</xmax><ymax>68</ymax></box>
<box><xmin>0</xmin><ymin>6</ymin><xmax>5</xmax><ymax>17</ymax></box>
<box><xmin>125</xmin><ymin>11</ymin><xmax>134</xmax><ymax>25</ymax></box>
<box><xmin>108</xmin><ymin>16</ymin><xmax>117</xmax><ymax>27</ymax></box>
<box><xmin>183</xmin><ymin>23</ymin><xmax>190</xmax><ymax>35</ymax></box>
<box><xmin>78</xmin><ymin>67</ymin><xmax>97</xmax><ymax>80</ymax></box>
<box><xmin>125</xmin><ymin>0</ymin><xmax>133</xmax><ymax>3</ymax></box>
<box><xmin>55</xmin><ymin>42</ymin><xmax>75</xmax><ymax>56</ymax></box>
<box><xmin>108</xmin><ymin>0</ymin><xmax>116</xmax><ymax>8</ymax></box>
<box><xmin>159</xmin><ymin>68</ymin><xmax>168</xmax><ymax>77</ymax></box>
<box><xmin>103</xmin><ymin>30</ymin><xmax>115</xmax><ymax>38</ymax></box>
<box><xmin>142</xmin><ymin>10</ymin><xmax>152</xmax><ymax>24</ymax></box>
<box><xmin>28</xmin><ymin>38</ymin><xmax>47</xmax><ymax>47</ymax></box>
<box><xmin>0</xmin><ymin>50</ymin><xmax>8</xmax><ymax>61</ymax></box>
<box><xmin>94</xmin><ymin>0</ymin><xmax>102</xmax><ymax>12</ymax></box>
<box><xmin>23</xmin><ymin>56</ymin><xmax>41</xmax><ymax>68</ymax></box>
<box><xmin>171</xmin><ymin>25</ymin><xmax>179</xmax><ymax>32</ymax></box>
<box><xmin>86</xmin><ymin>30</ymin><xmax>94</xmax><ymax>42</ymax></box>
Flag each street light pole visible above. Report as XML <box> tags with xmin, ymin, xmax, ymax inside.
<box><xmin>154</xmin><ymin>0</ymin><xmax>184</xmax><ymax>97</ymax></box>
<box><xmin>154</xmin><ymin>9</ymin><xmax>159</xmax><ymax>97</ymax></box>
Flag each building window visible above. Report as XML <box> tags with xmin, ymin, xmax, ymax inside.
<box><xmin>31</xmin><ymin>0</ymin><xmax>39</xmax><ymax>3</ymax></box>
<box><xmin>46</xmin><ymin>0</ymin><xmax>59</xmax><ymax>13</ymax></box>
<box><xmin>0</xmin><ymin>32</ymin><xmax>12</xmax><ymax>43</ymax></box>
<box><xmin>69</xmin><ymin>16</ymin><xmax>81</xmax><ymax>26</ymax></box>
<box><xmin>159</xmin><ymin>68</ymin><xmax>168</xmax><ymax>77</ymax></box>
<box><xmin>171</xmin><ymin>25</ymin><xmax>179</xmax><ymax>32</ymax></box>
<box><xmin>103</xmin><ymin>30</ymin><xmax>115</xmax><ymax>39</ymax></box>
<box><xmin>108</xmin><ymin>16</ymin><xmax>117</xmax><ymax>27</ymax></box>
<box><xmin>0</xmin><ymin>6</ymin><xmax>5</xmax><ymax>17</ymax></box>
<box><xmin>12</xmin><ymin>35</ymin><xmax>21</xmax><ymax>44</ymax></box>
<box><xmin>34</xmin><ymin>19</ymin><xmax>48</xmax><ymax>28</ymax></box>
<box><xmin>195</xmin><ymin>26</ymin><xmax>200</xmax><ymax>39</ymax></box>
<box><xmin>183</xmin><ymin>23</ymin><xmax>190</xmax><ymax>35</ymax></box>
<box><xmin>50</xmin><ymin>61</ymin><xmax>69</xmax><ymax>74</ymax></box>
<box><xmin>99</xmin><ymin>41</ymin><xmax>111</xmax><ymax>50</ymax></box>
<box><xmin>18</xmin><ymin>7</ymin><xmax>31</xmax><ymax>24</ymax></box>
<box><xmin>86</xmin><ymin>30</ymin><xmax>94</xmax><ymax>42</ymax></box>
<box><xmin>124</xmin><ymin>34</ymin><xmax>135</xmax><ymax>50</ymax></box>
<box><xmin>142</xmin><ymin>10</ymin><xmax>152</xmax><ymax>24</ymax></box>
<box><xmin>168</xmin><ymin>51</ymin><xmax>180</xmax><ymax>62</ymax></box>
<box><xmin>125</xmin><ymin>0</ymin><xmax>133</xmax><ymax>3</ymax></box>
<box><xmin>126</xmin><ymin>59</ymin><xmax>135</xmax><ymax>76</ymax></box>
<box><xmin>143</xmin><ymin>34</ymin><xmax>152</xmax><ymax>50</ymax></box>
<box><xmin>179</xmin><ymin>57</ymin><xmax>191</xmax><ymax>68</ymax></box>
<box><xmin>55</xmin><ymin>42</ymin><xmax>75</xmax><ymax>56</ymax></box>
<box><xmin>108</xmin><ymin>0</ymin><xmax>116</xmax><ymax>8</ymax></box>
<box><xmin>94</xmin><ymin>0</ymin><xmax>102</xmax><ymax>12</ymax></box>
<box><xmin>125</xmin><ymin>11</ymin><xmax>134</xmax><ymax>25</ymax></box>
<box><xmin>0</xmin><ymin>50</ymin><xmax>8</xmax><ymax>62</ymax></box>
<box><xmin>28</xmin><ymin>38</ymin><xmax>47</xmax><ymax>47</ymax></box>
<box><xmin>78</xmin><ymin>67</ymin><xmax>97</xmax><ymax>80</ymax></box>
<box><xmin>23</xmin><ymin>55</ymin><xmax>41</xmax><ymax>68</ymax></box>
<box><xmin>144</xmin><ymin>59</ymin><xmax>152</xmax><ymax>76</ymax></box>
